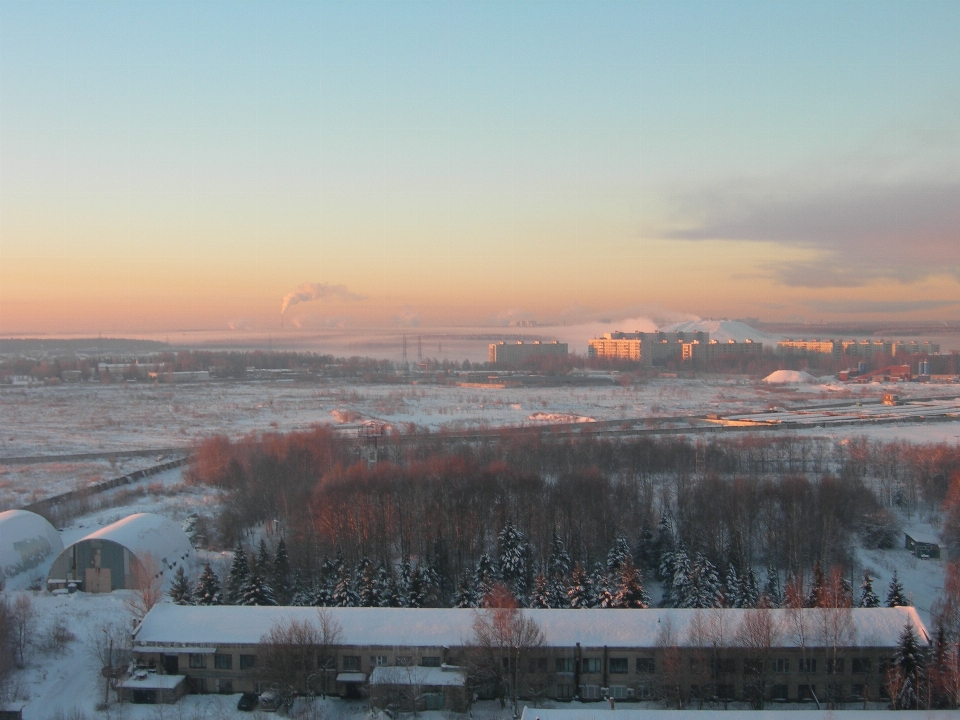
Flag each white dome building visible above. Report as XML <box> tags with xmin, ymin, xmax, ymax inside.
<box><xmin>0</xmin><ymin>509</ymin><xmax>64</xmax><ymax>588</ymax></box>
<box><xmin>47</xmin><ymin>513</ymin><xmax>193</xmax><ymax>593</ymax></box>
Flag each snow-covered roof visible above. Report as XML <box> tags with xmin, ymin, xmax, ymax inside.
<box><xmin>59</xmin><ymin>512</ymin><xmax>192</xmax><ymax>578</ymax></box>
<box><xmin>520</xmin><ymin>710</ymin><xmax>960</xmax><ymax>720</ymax></box>
<box><xmin>904</xmin><ymin>530</ymin><xmax>939</xmax><ymax>545</ymax></box>
<box><xmin>0</xmin><ymin>509</ymin><xmax>63</xmax><ymax>581</ymax></box>
<box><xmin>118</xmin><ymin>674</ymin><xmax>185</xmax><ymax>690</ymax></box>
<box><xmin>133</xmin><ymin>606</ymin><xmax>927</xmax><ymax>650</ymax></box>
<box><xmin>371</xmin><ymin>666</ymin><xmax>466</xmax><ymax>687</ymax></box>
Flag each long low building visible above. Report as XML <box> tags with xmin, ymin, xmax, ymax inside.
<box><xmin>131</xmin><ymin>605</ymin><xmax>926</xmax><ymax>707</ymax></box>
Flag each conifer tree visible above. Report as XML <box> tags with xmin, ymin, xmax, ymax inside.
<box><xmin>887</xmin><ymin>569</ymin><xmax>909</xmax><ymax>607</ymax></box>
<box><xmin>474</xmin><ymin>553</ymin><xmax>496</xmax><ymax>601</ymax></box>
<box><xmin>407</xmin><ymin>564</ymin><xmax>427</xmax><ymax>608</ymax></box>
<box><xmin>498</xmin><ymin>522</ymin><xmax>528</xmax><ymax>598</ymax></box>
<box><xmin>606</xmin><ymin>535</ymin><xmax>632</xmax><ymax>573</ymax></box>
<box><xmin>397</xmin><ymin>556</ymin><xmax>414</xmax><ymax>607</ymax></box>
<box><xmin>256</xmin><ymin>538</ymin><xmax>272</xmax><ymax>576</ymax></box>
<box><xmin>271</xmin><ymin>538</ymin><xmax>291</xmax><ymax>605</ymax></box>
<box><xmin>668</xmin><ymin>543</ymin><xmax>692</xmax><ymax>608</ymax></box>
<box><xmin>357</xmin><ymin>557</ymin><xmax>378</xmax><ymax>607</ymax></box>
<box><xmin>290</xmin><ymin>569</ymin><xmax>310</xmax><ymax>606</ymax></box>
<box><xmin>724</xmin><ymin>562</ymin><xmax>744</xmax><ymax>608</ymax></box>
<box><xmin>227</xmin><ymin>542</ymin><xmax>250</xmax><ymax>605</ymax></box>
<box><xmin>374</xmin><ymin>562</ymin><xmax>398</xmax><ymax>607</ymax></box>
<box><xmin>612</xmin><ymin>555</ymin><xmax>650</xmax><ymax>608</ymax></box>
<box><xmin>241</xmin><ymin>568</ymin><xmax>277</xmax><ymax>606</ymax></box>
<box><xmin>685</xmin><ymin>552</ymin><xmax>723</xmax><ymax>609</ymax></box>
<box><xmin>807</xmin><ymin>560</ymin><xmax>827</xmax><ymax>608</ymax></box>
<box><xmin>194</xmin><ymin>563</ymin><xmax>223</xmax><ymax>605</ymax></box>
<box><xmin>892</xmin><ymin>622</ymin><xmax>926</xmax><ymax>709</ymax></box>
<box><xmin>567</xmin><ymin>562</ymin><xmax>591</xmax><ymax>609</ymax></box>
<box><xmin>454</xmin><ymin>575</ymin><xmax>479</xmax><ymax>608</ymax></box>
<box><xmin>635</xmin><ymin>525</ymin><xmax>655</xmax><ymax>572</ymax></box>
<box><xmin>763</xmin><ymin>566</ymin><xmax>782</xmax><ymax>607</ymax></box>
<box><xmin>653</xmin><ymin>515</ymin><xmax>675</xmax><ymax>581</ymax></box>
<box><xmin>592</xmin><ymin>561</ymin><xmax>614</xmax><ymax>608</ymax></box>
<box><xmin>529</xmin><ymin>572</ymin><xmax>551</xmax><ymax>609</ymax></box>
<box><xmin>547</xmin><ymin>572</ymin><xmax>570</xmax><ymax>609</ymax></box>
<box><xmin>547</xmin><ymin>531</ymin><xmax>571</xmax><ymax>608</ymax></box>
<box><xmin>743</xmin><ymin>569</ymin><xmax>760</xmax><ymax>608</ymax></box>
<box><xmin>331</xmin><ymin>560</ymin><xmax>358</xmax><ymax>607</ymax></box>
<box><xmin>169</xmin><ymin>565</ymin><xmax>193</xmax><ymax>605</ymax></box>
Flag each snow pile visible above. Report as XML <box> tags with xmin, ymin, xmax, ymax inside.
<box><xmin>527</xmin><ymin>412</ymin><xmax>596</xmax><ymax>424</ymax></box>
<box><xmin>660</xmin><ymin>319</ymin><xmax>774</xmax><ymax>343</ymax></box>
<box><xmin>763</xmin><ymin>370</ymin><xmax>820</xmax><ymax>384</ymax></box>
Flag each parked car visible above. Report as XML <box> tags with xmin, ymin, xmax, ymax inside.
<box><xmin>258</xmin><ymin>690</ymin><xmax>282</xmax><ymax>712</ymax></box>
<box><xmin>237</xmin><ymin>693</ymin><xmax>259</xmax><ymax>711</ymax></box>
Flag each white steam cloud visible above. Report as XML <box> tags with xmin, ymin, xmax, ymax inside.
<box><xmin>280</xmin><ymin>283</ymin><xmax>365</xmax><ymax>315</ymax></box>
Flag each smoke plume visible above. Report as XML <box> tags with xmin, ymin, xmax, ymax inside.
<box><xmin>280</xmin><ymin>283</ymin><xmax>365</xmax><ymax>315</ymax></box>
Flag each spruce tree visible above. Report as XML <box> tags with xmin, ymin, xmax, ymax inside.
<box><xmin>893</xmin><ymin>622</ymin><xmax>925</xmax><ymax>709</ymax></box>
<box><xmin>331</xmin><ymin>560</ymin><xmax>358</xmax><ymax>607</ymax></box>
<box><xmin>256</xmin><ymin>538</ymin><xmax>272</xmax><ymax>577</ymax></box>
<box><xmin>407</xmin><ymin>564</ymin><xmax>428</xmax><ymax>608</ymax></box>
<box><xmin>529</xmin><ymin>572</ymin><xmax>551</xmax><ymax>609</ymax></box>
<box><xmin>271</xmin><ymin>538</ymin><xmax>291</xmax><ymax>605</ymax></box>
<box><xmin>653</xmin><ymin>515</ymin><xmax>675</xmax><ymax>581</ymax></box>
<box><xmin>634</xmin><ymin>525</ymin><xmax>655</xmax><ymax>572</ymax></box>
<box><xmin>227</xmin><ymin>542</ymin><xmax>250</xmax><ymax>605</ymax></box>
<box><xmin>763</xmin><ymin>566</ymin><xmax>781</xmax><ymax>607</ymax></box>
<box><xmin>743</xmin><ymin>569</ymin><xmax>760</xmax><ymax>608</ymax></box>
<box><xmin>373</xmin><ymin>562</ymin><xmax>395</xmax><ymax>607</ymax></box>
<box><xmin>887</xmin><ymin>569</ymin><xmax>909</xmax><ymax>607</ymax></box>
<box><xmin>498</xmin><ymin>522</ymin><xmax>528</xmax><ymax>598</ymax></box>
<box><xmin>606</xmin><ymin>535</ymin><xmax>632</xmax><ymax>573</ymax></box>
<box><xmin>169</xmin><ymin>565</ymin><xmax>193</xmax><ymax>605</ymax></box>
<box><xmin>357</xmin><ymin>557</ymin><xmax>378</xmax><ymax>607</ymax></box>
<box><xmin>724</xmin><ymin>562</ymin><xmax>744</xmax><ymax>608</ymax></box>
<box><xmin>668</xmin><ymin>543</ymin><xmax>692</xmax><ymax>608</ymax></box>
<box><xmin>454</xmin><ymin>575</ymin><xmax>478</xmax><ymax>608</ymax></box>
<box><xmin>194</xmin><ymin>563</ymin><xmax>223</xmax><ymax>605</ymax></box>
<box><xmin>567</xmin><ymin>562</ymin><xmax>591</xmax><ymax>609</ymax></box>
<box><xmin>290</xmin><ymin>570</ymin><xmax>310</xmax><ymax>606</ymax></box>
<box><xmin>612</xmin><ymin>555</ymin><xmax>650</xmax><ymax>608</ymax></box>
<box><xmin>241</xmin><ymin>568</ymin><xmax>277</xmax><ymax>606</ymax></box>
<box><xmin>592</xmin><ymin>561</ymin><xmax>613</xmax><ymax>608</ymax></box>
<box><xmin>807</xmin><ymin>560</ymin><xmax>827</xmax><ymax>608</ymax></box>
<box><xmin>686</xmin><ymin>552</ymin><xmax>723</xmax><ymax>609</ymax></box>
<box><xmin>473</xmin><ymin>553</ymin><xmax>496</xmax><ymax>601</ymax></box>
<box><xmin>547</xmin><ymin>531</ymin><xmax>571</xmax><ymax>608</ymax></box>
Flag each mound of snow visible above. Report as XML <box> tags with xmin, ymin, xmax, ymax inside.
<box><xmin>660</xmin><ymin>319</ymin><xmax>774</xmax><ymax>343</ymax></box>
<box><xmin>763</xmin><ymin>370</ymin><xmax>819</xmax><ymax>384</ymax></box>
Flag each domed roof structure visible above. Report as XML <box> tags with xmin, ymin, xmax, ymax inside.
<box><xmin>0</xmin><ymin>509</ymin><xmax>64</xmax><ymax>586</ymax></box>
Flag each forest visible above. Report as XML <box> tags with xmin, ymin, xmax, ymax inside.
<box><xmin>185</xmin><ymin>427</ymin><xmax>960</xmax><ymax>615</ymax></box>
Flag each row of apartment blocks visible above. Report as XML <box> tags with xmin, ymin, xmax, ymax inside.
<box><xmin>776</xmin><ymin>339</ymin><xmax>940</xmax><ymax>359</ymax></box>
<box><xmin>488</xmin><ymin>341</ymin><xmax>568</xmax><ymax>365</ymax></box>
<box><xmin>130</xmin><ymin>606</ymin><xmax>923</xmax><ymax>709</ymax></box>
<box><xmin>587</xmin><ymin>332</ymin><xmax>763</xmax><ymax>367</ymax></box>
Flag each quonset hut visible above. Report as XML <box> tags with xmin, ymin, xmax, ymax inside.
<box><xmin>0</xmin><ymin>510</ymin><xmax>64</xmax><ymax>588</ymax></box>
<box><xmin>47</xmin><ymin>513</ymin><xmax>192</xmax><ymax>593</ymax></box>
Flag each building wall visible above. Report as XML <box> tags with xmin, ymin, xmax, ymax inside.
<box><xmin>489</xmin><ymin>342</ymin><xmax>568</xmax><ymax>365</ymax></box>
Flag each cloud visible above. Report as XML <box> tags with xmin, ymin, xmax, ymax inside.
<box><xmin>280</xmin><ymin>283</ymin><xmax>365</xmax><ymax>315</ymax></box>
<box><xmin>654</xmin><ymin>174</ymin><xmax>960</xmax><ymax>288</ymax></box>
<box><xmin>391</xmin><ymin>306</ymin><xmax>421</xmax><ymax>327</ymax></box>
<box><xmin>804</xmin><ymin>298</ymin><xmax>959</xmax><ymax>315</ymax></box>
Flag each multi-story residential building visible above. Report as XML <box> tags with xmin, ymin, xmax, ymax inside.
<box><xmin>488</xmin><ymin>341</ymin><xmax>568</xmax><ymax>366</ymax></box>
<box><xmin>130</xmin><ymin>606</ymin><xmax>926</xmax><ymax>708</ymax></box>
<box><xmin>776</xmin><ymin>340</ymin><xmax>842</xmax><ymax>359</ymax></box>
<box><xmin>681</xmin><ymin>339</ymin><xmax>763</xmax><ymax>364</ymax></box>
<box><xmin>588</xmin><ymin>332</ymin><xmax>709</xmax><ymax>366</ymax></box>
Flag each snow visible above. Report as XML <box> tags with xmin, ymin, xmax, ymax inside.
<box><xmin>521</xmin><ymin>711</ymin><xmax>960</xmax><ymax>720</ymax></box>
<box><xmin>133</xmin><ymin>605</ymin><xmax>927</xmax><ymax>650</ymax></box>
<box><xmin>117</xmin><ymin>673</ymin><xmax>185</xmax><ymax>690</ymax></box>
<box><xmin>660</xmin><ymin>319</ymin><xmax>776</xmax><ymax>343</ymax></box>
<box><xmin>763</xmin><ymin>370</ymin><xmax>819</xmax><ymax>384</ymax></box>
<box><xmin>370</xmin><ymin>666</ymin><xmax>466</xmax><ymax>687</ymax></box>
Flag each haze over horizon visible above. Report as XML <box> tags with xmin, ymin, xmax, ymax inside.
<box><xmin>2</xmin><ymin>1</ymin><xmax>959</xmax><ymax>335</ymax></box>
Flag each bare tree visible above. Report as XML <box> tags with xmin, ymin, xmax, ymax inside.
<box><xmin>259</xmin><ymin>618</ymin><xmax>320</xmax><ymax>707</ymax></box>
<box><xmin>0</xmin><ymin>596</ymin><xmax>16</xmax><ymax>697</ymax></box>
<box><xmin>315</xmin><ymin>607</ymin><xmax>344</xmax><ymax>698</ymax></box>
<box><xmin>655</xmin><ymin>615</ymin><xmax>683</xmax><ymax>708</ymax></box>
<box><xmin>88</xmin><ymin>620</ymin><xmax>132</xmax><ymax>708</ymax></box>
<box><xmin>11</xmin><ymin>594</ymin><xmax>36</xmax><ymax>668</ymax></box>
<box><xmin>468</xmin><ymin>584</ymin><xmax>545</xmax><ymax>715</ymax></box>
<box><xmin>736</xmin><ymin>606</ymin><xmax>784</xmax><ymax>709</ymax></box>
<box><xmin>125</xmin><ymin>552</ymin><xmax>164</xmax><ymax>624</ymax></box>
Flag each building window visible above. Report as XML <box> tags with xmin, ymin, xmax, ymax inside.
<box><xmin>826</xmin><ymin>658</ymin><xmax>844</xmax><ymax>674</ymax></box>
<box><xmin>555</xmin><ymin>683</ymin><xmax>574</xmax><ymax>699</ymax></box>
<box><xmin>799</xmin><ymin>658</ymin><xmax>817</xmax><ymax>674</ymax></box>
<box><xmin>609</xmin><ymin>658</ymin><xmax>628</xmax><ymax>674</ymax></box>
<box><xmin>852</xmin><ymin>658</ymin><xmax>871</xmax><ymax>674</ymax></box>
<box><xmin>609</xmin><ymin>685</ymin><xmax>628</xmax><ymax>700</ymax></box>
<box><xmin>712</xmin><ymin>658</ymin><xmax>735</xmax><ymax>676</ymax></box>
<box><xmin>579</xmin><ymin>684</ymin><xmax>600</xmax><ymax>700</ymax></box>
<box><xmin>214</xmin><ymin>654</ymin><xmax>232</xmax><ymax>670</ymax></box>
<box><xmin>826</xmin><ymin>684</ymin><xmax>844</xmax><ymax>702</ymax></box>
<box><xmin>217</xmin><ymin>679</ymin><xmax>233</xmax><ymax>694</ymax></box>
<box><xmin>636</xmin><ymin>657</ymin><xmax>655</xmax><ymax>674</ymax></box>
<box><xmin>771</xmin><ymin>684</ymin><xmax>788</xmax><ymax>701</ymax></box>
<box><xmin>343</xmin><ymin>656</ymin><xmax>361</xmax><ymax>672</ymax></box>
<box><xmin>851</xmin><ymin>683</ymin><xmax>865</xmax><ymax>699</ymax></box>
<box><xmin>371</xmin><ymin>656</ymin><xmax>388</xmax><ymax>667</ymax></box>
<box><xmin>715</xmin><ymin>684</ymin><xmax>735</xmax><ymax>700</ymax></box>
<box><xmin>318</xmin><ymin>655</ymin><xmax>336</xmax><ymax>671</ymax></box>
<box><xmin>420</xmin><ymin>656</ymin><xmax>441</xmax><ymax>667</ymax></box>
<box><xmin>240</xmin><ymin>655</ymin><xmax>256</xmax><ymax>670</ymax></box>
<box><xmin>555</xmin><ymin>658</ymin><xmax>575</xmax><ymax>674</ymax></box>
<box><xmin>636</xmin><ymin>683</ymin><xmax>653</xmax><ymax>700</ymax></box>
<box><xmin>773</xmin><ymin>659</ymin><xmax>789</xmax><ymax>674</ymax></box>
<box><xmin>798</xmin><ymin>684</ymin><xmax>816</xmax><ymax>702</ymax></box>
<box><xmin>743</xmin><ymin>659</ymin><xmax>763</xmax><ymax>676</ymax></box>
<box><xmin>582</xmin><ymin>658</ymin><xmax>601</xmax><ymax>674</ymax></box>
<box><xmin>189</xmin><ymin>654</ymin><xmax>206</xmax><ymax>669</ymax></box>
<box><xmin>395</xmin><ymin>656</ymin><xmax>413</xmax><ymax>667</ymax></box>
<box><xmin>528</xmin><ymin>657</ymin><xmax>547</xmax><ymax>674</ymax></box>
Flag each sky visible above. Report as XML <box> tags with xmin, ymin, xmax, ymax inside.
<box><xmin>1</xmin><ymin>0</ymin><xmax>958</xmax><ymax>335</ymax></box>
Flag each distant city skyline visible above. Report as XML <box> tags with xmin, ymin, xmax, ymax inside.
<box><xmin>1</xmin><ymin>1</ymin><xmax>958</xmax><ymax>334</ymax></box>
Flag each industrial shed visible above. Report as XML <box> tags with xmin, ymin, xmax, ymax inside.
<box><xmin>0</xmin><ymin>510</ymin><xmax>63</xmax><ymax>587</ymax></box>
<box><xmin>47</xmin><ymin>513</ymin><xmax>192</xmax><ymax>593</ymax></box>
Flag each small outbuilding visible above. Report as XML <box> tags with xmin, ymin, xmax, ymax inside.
<box><xmin>0</xmin><ymin>510</ymin><xmax>64</xmax><ymax>587</ymax></box>
<box><xmin>47</xmin><ymin>513</ymin><xmax>193</xmax><ymax>593</ymax></box>
<box><xmin>369</xmin><ymin>666</ymin><xmax>468</xmax><ymax>712</ymax></box>
<box><xmin>117</xmin><ymin>672</ymin><xmax>187</xmax><ymax>704</ymax></box>
<box><xmin>905</xmin><ymin>531</ymin><xmax>941</xmax><ymax>559</ymax></box>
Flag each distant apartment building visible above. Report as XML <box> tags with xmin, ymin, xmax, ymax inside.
<box><xmin>681</xmin><ymin>338</ymin><xmax>763</xmax><ymax>364</ymax></box>
<box><xmin>587</xmin><ymin>331</ymin><xmax>708</xmax><ymax>367</ymax></box>
<box><xmin>776</xmin><ymin>339</ymin><xmax>939</xmax><ymax>359</ymax></box>
<box><xmin>488</xmin><ymin>340</ymin><xmax>568</xmax><ymax>366</ymax></box>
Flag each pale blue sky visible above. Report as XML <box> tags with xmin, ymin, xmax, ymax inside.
<box><xmin>2</xmin><ymin>1</ymin><xmax>958</xmax><ymax>332</ymax></box>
